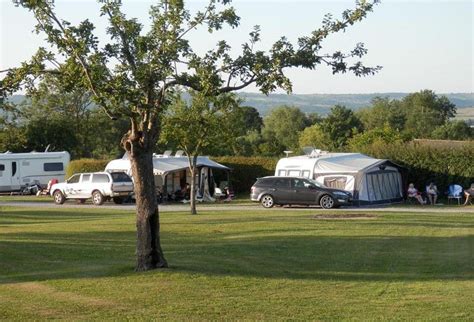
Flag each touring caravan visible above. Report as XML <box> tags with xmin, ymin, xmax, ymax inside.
<box><xmin>0</xmin><ymin>151</ymin><xmax>70</xmax><ymax>192</ymax></box>
<box><xmin>275</xmin><ymin>149</ymin><xmax>405</xmax><ymax>205</ymax></box>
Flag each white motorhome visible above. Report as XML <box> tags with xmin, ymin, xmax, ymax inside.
<box><xmin>0</xmin><ymin>151</ymin><xmax>70</xmax><ymax>192</ymax></box>
<box><xmin>275</xmin><ymin>149</ymin><xmax>405</xmax><ymax>205</ymax></box>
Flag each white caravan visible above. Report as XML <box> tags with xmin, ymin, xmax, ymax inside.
<box><xmin>275</xmin><ymin>149</ymin><xmax>405</xmax><ymax>205</ymax></box>
<box><xmin>0</xmin><ymin>151</ymin><xmax>70</xmax><ymax>192</ymax></box>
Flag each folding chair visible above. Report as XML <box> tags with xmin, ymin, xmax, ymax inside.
<box><xmin>447</xmin><ymin>184</ymin><xmax>463</xmax><ymax>205</ymax></box>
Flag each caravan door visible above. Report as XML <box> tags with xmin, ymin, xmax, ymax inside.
<box><xmin>0</xmin><ymin>161</ymin><xmax>21</xmax><ymax>191</ymax></box>
<box><xmin>10</xmin><ymin>161</ymin><xmax>21</xmax><ymax>190</ymax></box>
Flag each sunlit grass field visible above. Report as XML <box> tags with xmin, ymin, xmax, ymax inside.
<box><xmin>0</xmin><ymin>206</ymin><xmax>473</xmax><ymax>320</ymax></box>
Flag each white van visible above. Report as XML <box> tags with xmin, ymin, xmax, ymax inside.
<box><xmin>0</xmin><ymin>151</ymin><xmax>70</xmax><ymax>193</ymax></box>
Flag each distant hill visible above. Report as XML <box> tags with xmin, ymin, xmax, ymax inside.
<box><xmin>238</xmin><ymin>92</ymin><xmax>474</xmax><ymax>116</ymax></box>
<box><xmin>6</xmin><ymin>92</ymin><xmax>474</xmax><ymax>117</ymax></box>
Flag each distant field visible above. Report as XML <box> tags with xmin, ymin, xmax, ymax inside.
<box><xmin>455</xmin><ymin>106</ymin><xmax>474</xmax><ymax>121</ymax></box>
<box><xmin>8</xmin><ymin>93</ymin><xmax>474</xmax><ymax>116</ymax></box>
<box><xmin>1</xmin><ymin>206</ymin><xmax>473</xmax><ymax>320</ymax></box>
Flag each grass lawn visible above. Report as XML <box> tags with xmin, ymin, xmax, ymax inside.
<box><xmin>0</xmin><ymin>195</ymin><xmax>53</xmax><ymax>203</ymax></box>
<box><xmin>0</xmin><ymin>206</ymin><xmax>473</xmax><ymax>320</ymax></box>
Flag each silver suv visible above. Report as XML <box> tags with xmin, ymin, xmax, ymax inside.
<box><xmin>51</xmin><ymin>172</ymin><xmax>134</xmax><ymax>205</ymax></box>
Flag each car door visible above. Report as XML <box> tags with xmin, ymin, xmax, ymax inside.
<box><xmin>64</xmin><ymin>174</ymin><xmax>81</xmax><ymax>197</ymax></box>
<box><xmin>290</xmin><ymin>178</ymin><xmax>316</xmax><ymax>204</ymax></box>
<box><xmin>78</xmin><ymin>174</ymin><xmax>92</xmax><ymax>198</ymax></box>
<box><xmin>271</xmin><ymin>178</ymin><xmax>291</xmax><ymax>203</ymax></box>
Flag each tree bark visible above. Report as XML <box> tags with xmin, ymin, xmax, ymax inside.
<box><xmin>189</xmin><ymin>155</ymin><xmax>198</xmax><ymax>215</ymax></box>
<box><xmin>129</xmin><ymin>148</ymin><xmax>168</xmax><ymax>271</ymax></box>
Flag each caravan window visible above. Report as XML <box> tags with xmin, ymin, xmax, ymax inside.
<box><xmin>44</xmin><ymin>162</ymin><xmax>64</xmax><ymax>172</ymax></box>
<box><xmin>278</xmin><ymin>170</ymin><xmax>286</xmax><ymax>176</ymax></box>
<box><xmin>0</xmin><ymin>164</ymin><xmax>4</xmax><ymax>171</ymax></box>
<box><xmin>288</xmin><ymin>170</ymin><xmax>301</xmax><ymax>177</ymax></box>
<box><xmin>302</xmin><ymin>170</ymin><xmax>311</xmax><ymax>178</ymax></box>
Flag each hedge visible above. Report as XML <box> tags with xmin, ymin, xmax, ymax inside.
<box><xmin>66</xmin><ymin>159</ymin><xmax>111</xmax><ymax>178</ymax></box>
<box><xmin>359</xmin><ymin>141</ymin><xmax>474</xmax><ymax>193</ymax></box>
<box><xmin>213</xmin><ymin>156</ymin><xmax>278</xmax><ymax>194</ymax></box>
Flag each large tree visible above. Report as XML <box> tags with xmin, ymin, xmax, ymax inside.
<box><xmin>400</xmin><ymin>90</ymin><xmax>456</xmax><ymax>138</ymax></box>
<box><xmin>320</xmin><ymin>105</ymin><xmax>363</xmax><ymax>150</ymax></box>
<box><xmin>261</xmin><ymin>105</ymin><xmax>309</xmax><ymax>155</ymax></box>
<box><xmin>0</xmin><ymin>0</ymin><xmax>380</xmax><ymax>271</ymax></box>
<box><xmin>356</xmin><ymin>97</ymin><xmax>405</xmax><ymax>131</ymax></box>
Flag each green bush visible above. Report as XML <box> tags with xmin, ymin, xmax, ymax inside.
<box><xmin>213</xmin><ymin>156</ymin><xmax>278</xmax><ymax>193</ymax></box>
<box><xmin>359</xmin><ymin>141</ymin><xmax>474</xmax><ymax>193</ymax></box>
<box><xmin>66</xmin><ymin>159</ymin><xmax>111</xmax><ymax>178</ymax></box>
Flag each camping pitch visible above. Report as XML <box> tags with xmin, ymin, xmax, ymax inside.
<box><xmin>105</xmin><ymin>152</ymin><xmax>230</xmax><ymax>200</ymax></box>
<box><xmin>275</xmin><ymin>150</ymin><xmax>405</xmax><ymax>205</ymax></box>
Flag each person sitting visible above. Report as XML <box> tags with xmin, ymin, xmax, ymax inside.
<box><xmin>222</xmin><ymin>186</ymin><xmax>233</xmax><ymax>202</ymax></box>
<box><xmin>463</xmin><ymin>183</ymin><xmax>474</xmax><ymax>206</ymax></box>
<box><xmin>426</xmin><ymin>182</ymin><xmax>439</xmax><ymax>205</ymax></box>
<box><xmin>182</xmin><ymin>183</ymin><xmax>191</xmax><ymax>200</ymax></box>
<box><xmin>407</xmin><ymin>183</ymin><xmax>425</xmax><ymax>205</ymax></box>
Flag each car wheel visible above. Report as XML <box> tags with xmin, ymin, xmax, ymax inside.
<box><xmin>113</xmin><ymin>197</ymin><xmax>124</xmax><ymax>205</ymax></box>
<box><xmin>53</xmin><ymin>190</ymin><xmax>66</xmax><ymax>205</ymax></box>
<box><xmin>261</xmin><ymin>194</ymin><xmax>275</xmax><ymax>208</ymax></box>
<box><xmin>320</xmin><ymin>195</ymin><xmax>335</xmax><ymax>209</ymax></box>
<box><xmin>92</xmin><ymin>190</ymin><xmax>105</xmax><ymax>206</ymax></box>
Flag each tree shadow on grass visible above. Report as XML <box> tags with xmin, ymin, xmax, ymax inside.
<box><xmin>1</xmin><ymin>229</ymin><xmax>473</xmax><ymax>284</ymax></box>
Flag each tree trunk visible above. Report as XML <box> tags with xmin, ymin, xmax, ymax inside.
<box><xmin>189</xmin><ymin>155</ymin><xmax>198</xmax><ymax>215</ymax></box>
<box><xmin>129</xmin><ymin>149</ymin><xmax>168</xmax><ymax>271</ymax></box>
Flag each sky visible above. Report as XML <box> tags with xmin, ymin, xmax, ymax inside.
<box><xmin>0</xmin><ymin>0</ymin><xmax>473</xmax><ymax>94</ymax></box>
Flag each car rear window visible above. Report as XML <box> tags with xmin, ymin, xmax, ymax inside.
<box><xmin>111</xmin><ymin>172</ymin><xmax>132</xmax><ymax>183</ymax></box>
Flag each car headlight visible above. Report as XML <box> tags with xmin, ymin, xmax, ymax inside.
<box><xmin>333</xmin><ymin>191</ymin><xmax>349</xmax><ymax>197</ymax></box>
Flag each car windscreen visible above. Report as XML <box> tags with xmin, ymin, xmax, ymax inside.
<box><xmin>111</xmin><ymin>172</ymin><xmax>133</xmax><ymax>183</ymax></box>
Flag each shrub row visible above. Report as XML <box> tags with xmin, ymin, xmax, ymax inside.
<box><xmin>359</xmin><ymin>141</ymin><xmax>474</xmax><ymax>193</ymax></box>
<box><xmin>213</xmin><ymin>156</ymin><xmax>278</xmax><ymax>194</ymax></box>
<box><xmin>66</xmin><ymin>159</ymin><xmax>110</xmax><ymax>178</ymax></box>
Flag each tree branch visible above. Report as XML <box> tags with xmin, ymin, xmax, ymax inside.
<box><xmin>35</xmin><ymin>5</ymin><xmax>117</xmax><ymax>120</ymax></box>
